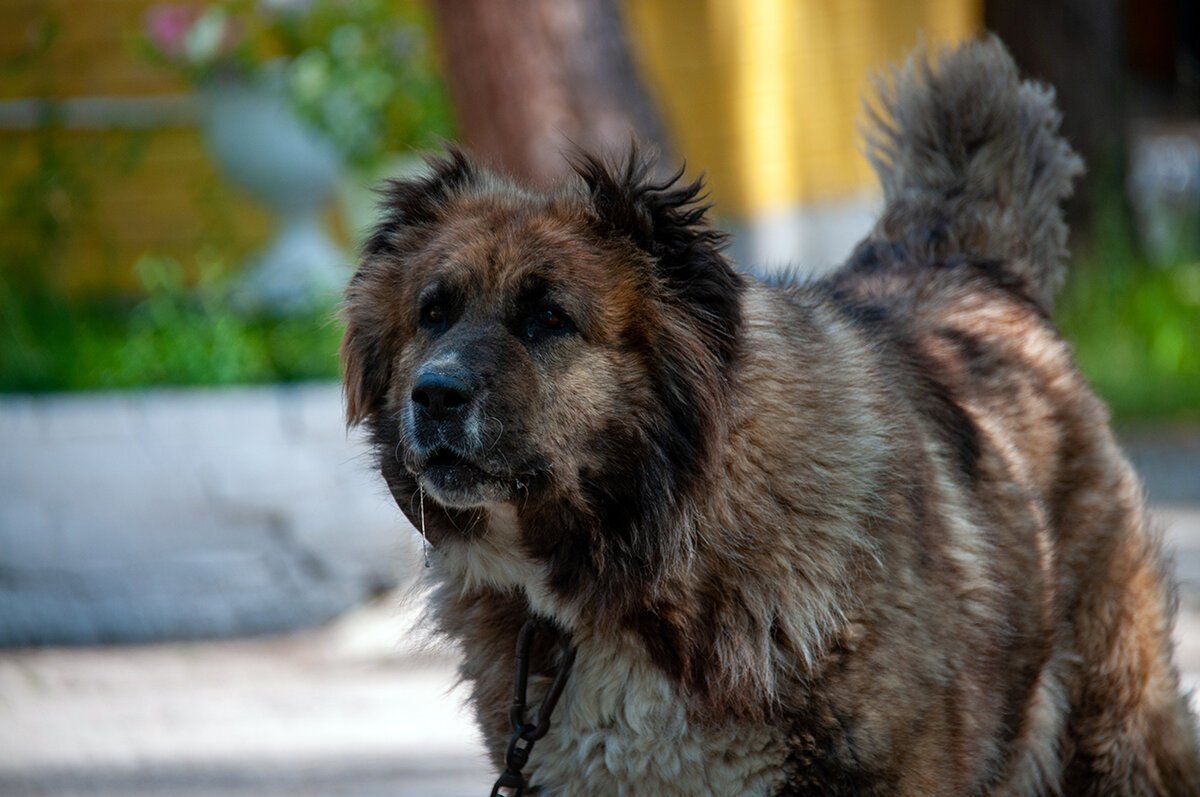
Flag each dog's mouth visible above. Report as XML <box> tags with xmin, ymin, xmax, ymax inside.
<box><xmin>409</xmin><ymin>446</ymin><xmax>552</xmax><ymax>510</ymax></box>
<box><xmin>425</xmin><ymin>448</ymin><xmax>472</xmax><ymax>470</ymax></box>
<box><xmin>411</xmin><ymin>447</ymin><xmax>510</xmax><ymax>508</ymax></box>
<box><xmin>419</xmin><ymin>446</ymin><xmax>491</xmax><ymax>481</ymax></box>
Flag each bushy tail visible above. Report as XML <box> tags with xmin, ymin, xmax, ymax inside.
<box><xmin>863</xmin><ymin>36</ymin><xmax>1084</xmax><ymax>310</ymax></box>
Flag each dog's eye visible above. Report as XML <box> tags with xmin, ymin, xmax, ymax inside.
<box><xmin>537</xmin><ymin>307</ymin><xmax>568</xmax><ymax>330</ymax></box>
<box><xmin>420</xmin><ymin>303</ymin><xmax>447</xmax><ymax>330</ymax></box>
<box><xmin>526</xmin><ymin>306</ymin><xmax>574</xmax><ymax>340</ymax></box>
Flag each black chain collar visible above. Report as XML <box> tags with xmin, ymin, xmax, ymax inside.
<box><xmin>489</xmin><ymin>618</ymin><xmax>577</xmax><ymax>797</ymax></box>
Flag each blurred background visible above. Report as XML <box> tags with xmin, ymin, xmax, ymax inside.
<box><xmin>0</xmin><ymin>0</ymin><xmax>1197</xmax><ymax>794</ymax></box>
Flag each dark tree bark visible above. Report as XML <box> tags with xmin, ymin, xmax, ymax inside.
<box><xmin>430</xmin><ymin>0</ymin><xmax>668</xmax><ymax>186</ymax></box>
<box><xmin>986</xmin><ymin>0</ymin><xmax>1125</xmax><ymax>167</ymax></box>
<box><xmin>987</xmin><ymin>0</ymin><xmax>1127</xmax><ymax>234</ymax></box>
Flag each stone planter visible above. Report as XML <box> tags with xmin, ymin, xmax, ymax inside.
<box><xmin>201</xmin><ymin>79</ymin><xmax>347</xmax><ymax>312</ymax></box>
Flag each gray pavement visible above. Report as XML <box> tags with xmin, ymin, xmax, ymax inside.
<box><xmin>0</xmin><ymin>385</ymin><xmax>1197</xmax><ymax>795</ymax></box>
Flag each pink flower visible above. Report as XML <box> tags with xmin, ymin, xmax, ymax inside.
<box><xmin>145</xmin><ymin>4</ymin><xmax>203</xmax><ymax>61</ymax></box>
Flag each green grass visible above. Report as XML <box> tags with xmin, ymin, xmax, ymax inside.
<box><xmin>0</xmin><ymin>256</ymin><xmax>344</xmax><ymax>392</ymax></box>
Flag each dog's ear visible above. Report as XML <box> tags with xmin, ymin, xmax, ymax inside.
<box><xmin>572</xmin><ymin>150</ymin><xmax>743</xmax><ymax>363</ymax></box>
<box><xmin>339</xmin><ymin>309</ymin><xmax>387</xmax><ymax>427</ymax></box>
<box><xmin>342</xmin><ymin>149</ymin><xmax>478</xmax><ymax>427</ymax></box>
<box><xmin>361</xmin><ymin>147</ymin><xmax>477</xmax><ymax>259</ymax></box>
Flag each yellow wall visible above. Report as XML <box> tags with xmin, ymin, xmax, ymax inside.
<box><xmin>0</xmin><ymin>0</ymin><xmax>179</xmax><ymax>99</ymax></box>
<box><xmin>624</xmin><ymin>0</ymin><xmax>982</xmax><ymax>217</ymax></box>
<box><xmin>0</xmin><ymin>127</ymin><xmax>275</xmax><ymax>293</ymax></box>
<box><xmin>0</xmin><ymin>0</ymin><xmax>270</xmax><ymax>293</ymax></box>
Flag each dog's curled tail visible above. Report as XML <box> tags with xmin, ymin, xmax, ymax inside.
<box><xmin>863</xmin><ymin>36</ymin><xmax>1084</xmax><ymax>310</ymax></box>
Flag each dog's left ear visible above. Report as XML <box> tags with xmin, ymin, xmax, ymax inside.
<box><xmin>573</xmin><ymin>150</ymin><xmax>743</xmax><ymax>362</ymax></box>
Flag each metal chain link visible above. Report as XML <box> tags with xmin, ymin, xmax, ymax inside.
<box><xmin>489</xmin><ymin>618</ymin><xmax>576</xmax><ymax>797</ymax></box>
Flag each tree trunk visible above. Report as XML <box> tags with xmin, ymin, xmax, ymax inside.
<box><xmin>986</xmin><ymin>0</ymin><xmax>1124</xmax><ymax>233</ymax></box>
<box><xmin>431</xmin><ymin>0</ymin><xmax>668</xmax><ymax>186</ymax></box>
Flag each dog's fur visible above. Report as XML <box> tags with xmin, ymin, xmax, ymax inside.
<box><xmin>341</xmin><ymin>38</ymin><xmax>1200</xmax><ymax>795</ymax></box>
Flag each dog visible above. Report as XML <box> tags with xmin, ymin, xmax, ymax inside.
<box><xmin>341</xmin><ymin>37</ymin><xmax>1200</xmax><ymax>795</ymax></box>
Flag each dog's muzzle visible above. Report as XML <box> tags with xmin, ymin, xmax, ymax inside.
<box><xmin>405</xmin><ymin>364</ymin><xmax>512</xmax><ymax>508</ymax></box>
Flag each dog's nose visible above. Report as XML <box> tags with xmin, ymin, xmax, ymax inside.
<box><xmin>411</xmin><ymin>371</ymin><xmax>473</xmax><ymax>420</ymax></box>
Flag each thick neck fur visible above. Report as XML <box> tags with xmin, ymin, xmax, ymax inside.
<box><xmin>428</xmin><ymin>284</ymin><xmax>897</xmax><ymax>729</ymax></box>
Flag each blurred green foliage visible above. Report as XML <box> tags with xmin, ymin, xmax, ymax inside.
<box><xmin>275</xmin><ymin>0</ymin><xmax>453</xmax><ymax>171</ymax></box>
<box><xmin>1056</xmin><ymin>195</ymin><xmax>1200</xmax><ymax>421</ymax></box>
<box><xmin>140</xmin><ymin>0</ymin><xmax>454</xmax><ymax>172</ymax></box>
<box><xmin>0</xmin><ymin>257</ymin><xmax>343</xmax><ymax>391</ymax></box>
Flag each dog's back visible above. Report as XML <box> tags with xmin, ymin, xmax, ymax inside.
<box><xmin>822</xmin><ymin>37</ymin><xmax>1200</xmax><ymax>794</ymax></box>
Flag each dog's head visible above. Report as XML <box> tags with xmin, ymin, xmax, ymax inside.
<box><xmin>341</xmin><ymin>149</ymin><xmax>742</xmax><ymax>601</ymax></box>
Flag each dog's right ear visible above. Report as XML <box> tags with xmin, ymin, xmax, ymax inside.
<box><xmin>342</xmin><ymin>149</ymin><xmax>477</xmax><ymax>427</ymax></box>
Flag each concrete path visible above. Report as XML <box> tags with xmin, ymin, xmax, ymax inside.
<box><xmin>0</xmin><ymin>594</ymin><xmax>493</xmax><ymax>796</ymax></box>
<box><xmin>0</xmin><ymin>385</ymin><xmax>1196</xmax><ymax>795</ymax></box>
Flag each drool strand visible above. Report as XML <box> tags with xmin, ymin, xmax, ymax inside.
<box><xmin>418</xmin><ymin>487</ymin><xmax>431</xmax><ymax>568</ymax></box>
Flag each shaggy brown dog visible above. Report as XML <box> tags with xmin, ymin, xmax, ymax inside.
<box><xmin>341</xmin><ymin>38</ymin><xmax>1200</xmax><ymax>795</ymax></box>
